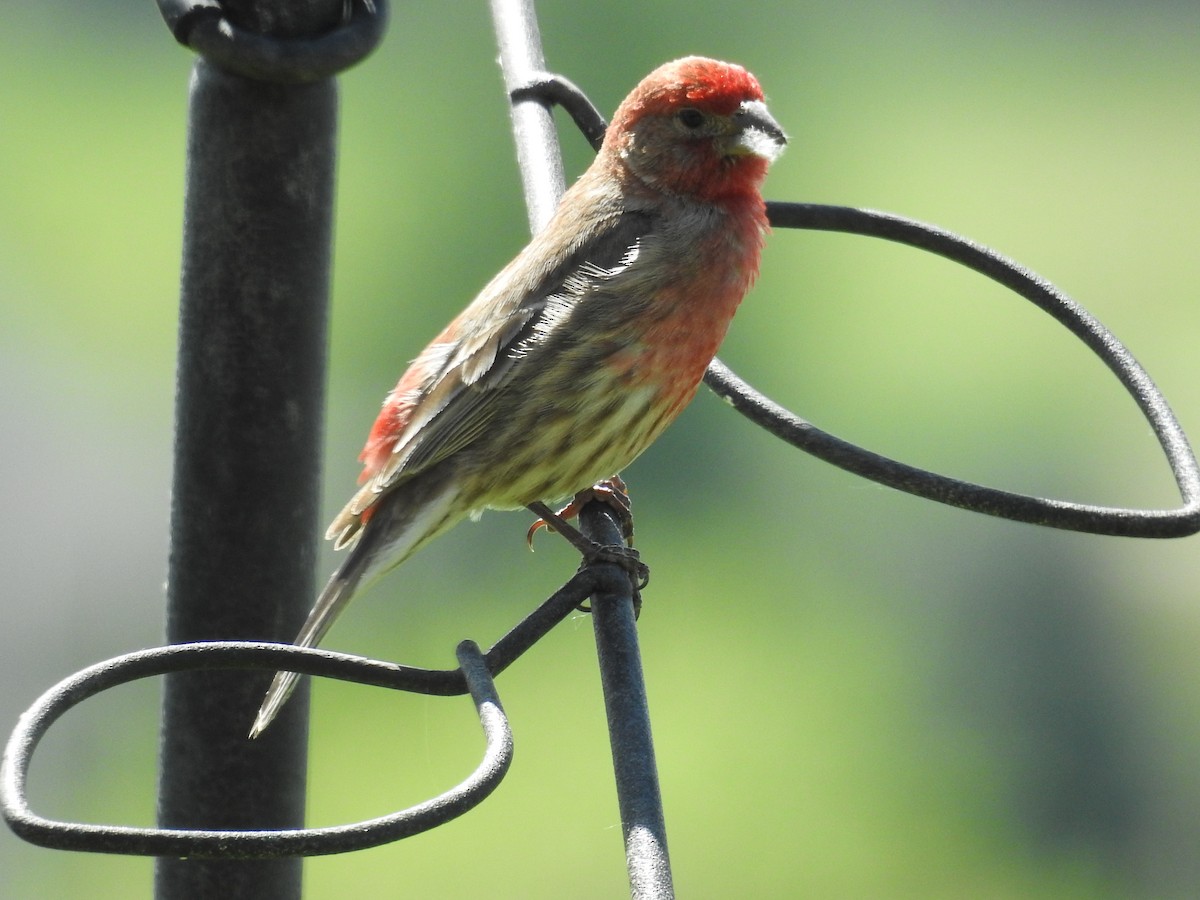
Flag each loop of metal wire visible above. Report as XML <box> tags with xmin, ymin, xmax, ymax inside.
<box><xmin>511</xmin><ymin>73</ymin><xmax>1200</xmax><ymax>540</ymax></box>
<box><xmin>0</xmin><ymin>567</ymin><xmax>619</xmax><ymax>857</ymax></box>
<box><xmin>156</xmin><ymin>0</ymin><xmax>388</xmax><ymax>83</ymax></box>
<box><xmin>710</xmin><ymin>202</ymin><xmax>1200</xmax><ymax>537</ymax></box>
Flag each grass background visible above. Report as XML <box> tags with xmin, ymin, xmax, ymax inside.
<box><xmin>3</xmin><ymin>1</ymin><xmax>1199</xmax><ymax>896</ymax></box>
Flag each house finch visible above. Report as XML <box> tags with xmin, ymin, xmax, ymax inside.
<box><xmin>250</xmin><ymin>56</ymin><xmax>786</xmax><ymax>738</ymax></box>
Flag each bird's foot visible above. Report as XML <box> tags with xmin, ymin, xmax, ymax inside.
<box><xmin>527</xmin><ymin>474</ymin><xmax>635</xmax><ymax>548</ymax></box>
<box><xmin>526</xmin><ymin>476</ymin><xmax>648</xmax><ymax>612</ymax></box>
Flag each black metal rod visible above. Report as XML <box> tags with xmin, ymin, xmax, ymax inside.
<box><xmin>580</xmin><ymin>506</ymin><xmax>675</xmax><ymax>900</ymax></box>
<box><xmin>489</xmin><ymin>2</ymin><xmax>675</xmax><ymax>895</ymax></box>
<box><xmin>156</xmin><ymin>0</ymin><xmax>343</xmax><ymax>893</ymax></box>
<box><xmin>489</xmin><ymin>0</ymin><xmax>566</xmax><ymax>233</ymax></box>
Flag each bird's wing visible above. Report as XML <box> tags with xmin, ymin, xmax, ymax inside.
<box><xmin>346</xmin><ymin>207</ymin><xmax>657</xmax><ymax>518</ymax></box>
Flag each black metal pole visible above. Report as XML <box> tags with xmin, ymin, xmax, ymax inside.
<box><xmin>156</xmin><ymin>2</ymin><xmax>342</xmax><ymax>897</ymax></box>
<box><xmin>580</xmin><ymin>508</ymin><xmax>675</xmax><ymax>899</ymax></box>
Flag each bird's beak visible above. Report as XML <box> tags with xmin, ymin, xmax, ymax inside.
<box><xmin>729</xmin><ymin>99</ymin><xmax>788</xmax><ymax>161</ymax></box>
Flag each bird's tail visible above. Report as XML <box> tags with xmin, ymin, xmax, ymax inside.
<box><xmin>248</xmin><ymin>479</ymin><xmax>460</xmax><ymax>739</ymax></box>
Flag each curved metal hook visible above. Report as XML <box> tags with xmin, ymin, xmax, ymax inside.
<box><xmin>705</xmin><ymin>202</ymin><xmax>1200</xmax><ymax>538</ymax></box>
<box><xmin>0</xmin><ymin>565</ymin><xmax>616</xmax><ymax>857</ymax></box>
<box><xmin>1</xmin><ymin>641</ymin><xmax>510</xmax><ymax>858</ymax></box>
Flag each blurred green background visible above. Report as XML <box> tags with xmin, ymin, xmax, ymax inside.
<box><xmin>4</xmin><ymin>1</ymin><xmax>1199</xmax><ymax>897</ymax></box>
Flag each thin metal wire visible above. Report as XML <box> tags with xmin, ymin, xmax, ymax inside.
<box><xmin>0</xmin><ymin>568</ymin><xmax>626</xmax><ymax>857</ymax></box>
<box><xmin>709</xmin><ymin>202</ymin><xmax>1200</xmax><ymax>538</ymax></box>
<box><xmin>510</xmin><ymin>72</ymin><xmax>607</xmax><ymax>151</ymax></box>
<box><xmin>2</xmin><ymin>642</ymin><xmax>510</xmax><ymax>858</ymax></box>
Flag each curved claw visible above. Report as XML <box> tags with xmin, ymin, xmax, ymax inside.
<box><xmin>526</xmin><ymin>483</ymin><xmax>649</xmax><ymax>617</ymax></box>
<box><xmin>525</xmin><ymin>475</ymin><xmax>634</xmax><ymax>551</ymax></box>
<box><xmin>526</xmin><ymin>516</ymin><xmax>552</xmax><ymax>549</ymax></box>
<box><xmin>525</xmin><ymin>475</ymin><xmax>647</xmax><ymax>607</ymax></box>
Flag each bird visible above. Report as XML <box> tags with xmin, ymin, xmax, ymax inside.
<box><xmin>249</xmin><ymin>56</ymin><xmax>786</xmax><ymax>738</ymax></box>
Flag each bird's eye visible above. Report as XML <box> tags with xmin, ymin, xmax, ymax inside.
<box><xmin>676</xmin><ymin>108</ymin><xmax>705</xmax><ymax>129</ymax></box>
